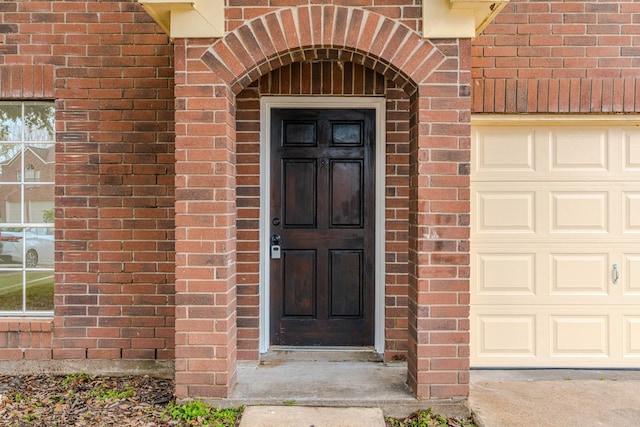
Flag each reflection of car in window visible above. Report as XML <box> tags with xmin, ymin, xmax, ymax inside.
<box><xmin>0</xmin><ymin>227</ymin><xmax>54</xmax><ymax>268</ymax></box>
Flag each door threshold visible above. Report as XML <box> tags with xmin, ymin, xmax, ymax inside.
<box><xmin>261</xmin><ymin>346</ymin><xmax>383</xmax><ymax>363</ymax></box>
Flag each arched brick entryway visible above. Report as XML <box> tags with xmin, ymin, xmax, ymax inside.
<box><xmin>173</xmin><ymin>5</ymin><xmax>471</xmax><ymax>400</ymax></box>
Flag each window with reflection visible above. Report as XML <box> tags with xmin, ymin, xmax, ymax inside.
<box><xmin>0</xmin><ymin>101</ymin><xmax>55</xmax><ymax>314</ymax></box>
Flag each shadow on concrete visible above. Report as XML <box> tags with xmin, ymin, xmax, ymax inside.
<box><xmin>220</xmin><ymin>349</ymin><xmax>470</xmax><ymax>419</ymax></box>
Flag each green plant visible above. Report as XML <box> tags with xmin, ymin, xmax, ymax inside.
<box><xmin>283</xmin><ymin>399</ymin><xmax>296</xmax><ymax>406</ymax></box>
<box><xmin>92</xmin><ymin>385</ymin><xmax>134</xmax><ymax>401</ymax></box>
<box><xmin>165</xmin><ymin>400</ymin><xmax>242</xmax><ymax>426</ymax></box>
<box><xmin>42</xmin><ymin>208</ymin><xmax>54</xmax><ymax>223</ymax></box>
<box><xmin>61</xmin><ymin>372</ymin><xmax>91</xmax><ymax>388</ymax></box>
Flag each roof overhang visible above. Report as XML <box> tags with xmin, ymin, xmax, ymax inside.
<box><xmin>423</xmin><ymin>0</ymin><xmax>509</xmax><ymax>38</ymax></box>
<box><xmin>138</xmin><ymin>0</ymin><xmax>224</xmax><ymax>38</ymax></box>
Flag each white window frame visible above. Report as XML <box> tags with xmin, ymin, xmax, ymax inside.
<box><xmin>0</xmin><ymin>101</ymin><xmax>55</xmax><ymax>316</ymax></box>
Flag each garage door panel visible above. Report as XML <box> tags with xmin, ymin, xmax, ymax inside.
<box><xmin>475</xmin><ymin>191</ymin><xmax>535</xmax><ymax>233</ymax></box>
<box><xmin>623</xmin><ymin>254</ymin><xmax>640</xmax><ymax>295</ymax></box>
<box><xmin>551</xmin><ymin>129</ymin><xmax>609</xmax><ymax>171</ymax></box>
<box><xmin>550</xmin><ymin>253</ymin><xmax>609</xmax><ymax>296</ymax></box>
<box><xmin>551</xmin><ymin>316</ymin><xmax>609</xmax><ymax>357</ymax></box>
<box><xmin>624</xmin><ymin>192</ymin><xmax>640</xmax><ymax>232</ymax></box>
<box><xmin>623</xmin><ymin>316</ymin><xmax>640</xmax><ymax>356</ymax></box>
<box><xmin>475</xmin><ymin>315</ymin><xmax>536</xmax><ymax>358</ymax></box>
<box><xmin>476</xmin><ymin>253</ymin><xmax>536</xmax><ymax>295</ymax></box>
<box><xmin>550</xmin><ymin>192</ymin><xmax>609</xmax><ymax>234</ymax></box>
<box><xmin>623</xmin><ymin>130</ymin><xmax>640</xmax><ymax>171</ymax></box>
<box><xmin>473</xmin><ymin>128</ymin><xmax>535</xmax><ymax>173</ymax></box>
<box><xmin>550</xmin><ymin>129</ymin><xmax>609</xmax><ymax>172</ymax></box>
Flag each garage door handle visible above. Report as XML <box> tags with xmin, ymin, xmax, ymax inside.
<box><xmin>612</xmin><ymin>263</ymin><xmax>619</xmax><ymax>285</ymax></box>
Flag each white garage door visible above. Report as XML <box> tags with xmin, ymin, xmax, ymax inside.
<box><xmin>471</xmin><ymin>117</ymin><xmax>640</xmax><ymax>368</ymax></box>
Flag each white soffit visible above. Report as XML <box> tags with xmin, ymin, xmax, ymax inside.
<box><xmin>138</xmin><ymin>0</ymin><xmax>224</xmax><ymax>38</ymax></box>
<box><xmin>423</xmin><ymin>0</ymin><xmax>509</xmax><ymax>38</ymax></box>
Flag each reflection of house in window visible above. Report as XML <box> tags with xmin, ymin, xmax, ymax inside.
<box><xmin>26</xmin><ymin>164</ymin><xmax>37</xmax><ymax>182</ymax></box>
<box><xmin>0</xmin><ymin>146</ymin><xmax>54</xmax><ymax>223</ymax></box>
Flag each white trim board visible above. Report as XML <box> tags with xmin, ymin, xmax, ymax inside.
<box><xmin>259</xmin><ymin>96</ymin><xmax>387</xmax><ymax>355</ymax></box>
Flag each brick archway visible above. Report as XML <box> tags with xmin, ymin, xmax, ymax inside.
<box><xmin>200</xmin><ymin>5</ymin><xmax>445</xmax><ymax>95</ymax></box>
<box><xmin>173</xmin><ymin>5</ymin><xmax>471</xmax><ymax>401</ymax></box>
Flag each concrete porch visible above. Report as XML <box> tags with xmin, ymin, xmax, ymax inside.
<box><xmin>220</xmin><ymin>349</ymin><xmax>470</xmax><ymax>419</ymax></box>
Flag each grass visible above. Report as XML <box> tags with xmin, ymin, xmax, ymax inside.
<box><xmin>0</xmin><ymin>271</ymin><xmax>54</xmax><ymax>310</ymax></box>
<box><xmin>61</xmin><ymin>372</ymin><xmax>92</xmax><ymax>388</ymax></box>
<box><xmin>165</xmin><ymin>400</ymin><xmax>243</xmax><ymax>426</ymax></box>
<box><xmin>93</xmin><ymin>385</ymin><xmax>135</xmax><ymax>401</ymax></box>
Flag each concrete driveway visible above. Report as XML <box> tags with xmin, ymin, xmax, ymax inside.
<box><xmin>470</xmin><ymin>370</ymin><xmax>640</xmax><ymax>427</ymax></box>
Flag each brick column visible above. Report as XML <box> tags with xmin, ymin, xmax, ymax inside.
<box><xmin>173</xmin><ymin>39</ymin><xmax>237</xmax><ymax>398</ymax></box>
<box><xmin>407</xmin><ymin>39</ymin><xmax>472</xmax><ymax>400</ymax></box>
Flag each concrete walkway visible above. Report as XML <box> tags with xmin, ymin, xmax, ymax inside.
<box><xmin>470</xmin><ymin>369</ymin><xmax>640</xmax><ymax>427</ymax></box>
<box><xmin>239</xmin><ymin>406</ymin><xmax>386</xmax><ymax>427</ymax></box>
<box><xmin>215</xmin><ymin>352</ymin><xmax>640</xmax><ymax>427</ymax></box>
<box><xmin>222</xmin><ymin>351</ymin><xmax>468</xmax><ymax>419</ymax></box>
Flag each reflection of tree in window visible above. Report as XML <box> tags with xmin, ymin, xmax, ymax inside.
<box><xmin>0</xmin><ymin>102</ymin><xmax>54</xmax><ymax>142</ymax></box>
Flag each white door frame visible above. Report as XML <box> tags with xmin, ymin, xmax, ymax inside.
<box><xmin>259</xmin><ymin>96</ymin><xmax>386</xmax><ymax>354</ymax></box>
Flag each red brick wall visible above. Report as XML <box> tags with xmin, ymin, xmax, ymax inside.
<box><xmin>473</xmin><ymin>0</ymin><xmax>640</xmax><ymax>113</ymax></box>
<box><xmin>0</xmin><ymin>319</ymin><xmax>52</xmax><ymax>360</ymax></box>
<box><xmin>0</xmin><ymin>1</ymin><xmax>175</xmax><ymax>362</ymax></box>
<box><xmin>2</xmin><ymin>0</ymin><xmax>471</xmax><ymax>402</ymax></box>
<box><xmin>235</xmin><ymin>64</ymin><xmax>411</xmax><ymax>361</ymax></box>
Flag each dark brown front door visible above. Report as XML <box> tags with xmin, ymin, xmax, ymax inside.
<box><xmin>270</xmin><ymin>108</ymin><xmax>375</xmax><ymax>346</ymax></box>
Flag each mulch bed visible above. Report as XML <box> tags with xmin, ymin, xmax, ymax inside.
<box><xmin>0</xmin><ymin>374</ymin><xmax>179</xmax><ymax>426</ymax></box>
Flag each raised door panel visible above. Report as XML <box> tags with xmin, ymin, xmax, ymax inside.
<box><xmin>330</xmin><ymin>161</ymin><xmax>363</xmax><ymax>228</ymax></box>
<box><xmin>475</xmin><ymin>314</ymin><xmax>537</xmax><ymax>358</ymax></box>
<box><xmin>282</xmin><ymin>250</ymin><xmax>316</xmax><ymax>317</ymax></box>
<box><xmin>623</xmin><ymin>316</ymin><xmax>640</xmax><ymax>356</ymax></box>
<box><xmin>550</xmin><ymin>191</ymin><xmax>609</xmax><ymax>234</ymax></box>
<box><xmin>623</xmin><ymin>192</ymin><xmax>640</xmax><ymax>233</ymax></box>
<box><xmin>284</xmin><ymin>122</ymin><xmax>316</xmax><ymax>146</ymax></box>
<box><xmin>330</xmin><ymin>250</ymin><xmax>363</xmax><ymax>318</ymax></box>
<box><xmin>623</xmin><ymin>130</ymin><xmax>640</xmax><ymax>172</ymax></box>
<box><xmin>549</xmin><ymin>129</ymin><xmax>609</xmax><ymax>172</ymax></box>
<box><xmin>474</xmin><ymin>191</ymin><xmax>536</xmax><ymax>234</ymax></box>
<box><xmin>549</xmin><ymin>253</ymin><xmax>610</xmax><ymax>296</ymax></box>
<box><xmin>623</xmin><ymin>254</ymin><xmax>640</xmax><ymax>295</ymax></box>
<box><xmin>331</xmin><ymin>122</ymin><xmax>363</xmax><ymax>146</ymax></box>
<box><xmin>283</xmin><ymin>160</ymin><xmax>317</xmax><ymax>227</ymax></box>
<box><xmin>473</xmin><ymin>128</ymin><xmax>536</xmax><ymax>175</ymax></box>
<box><xmin>475</xmin><ymin>253</ymin><xmax>536</xmax><ymax>295</ymax></box>
<box><xmin>550</xmin><ymin>316</ymin><xmax>609</xmax><ymax>357</ymax></box>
